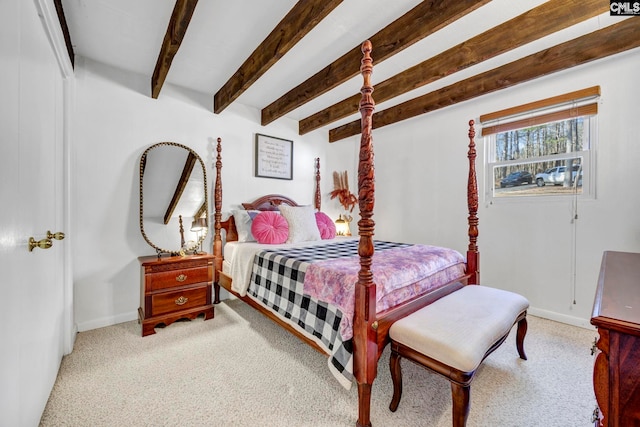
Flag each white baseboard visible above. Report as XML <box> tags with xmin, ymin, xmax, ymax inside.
<box><xmin>75</xmin><ymin>303</ymin><xmax>594</xmax><ymax>334</ymax></box>
<box><xmin>76</xmin><ymin>311</ymin><xmax>138</xmax><ymax>332</ymax></box>
<box><xmin>527</xmin><ymin>307</ymin><xmax>595</xmax><ymax>331</ymax></box>
<box><xmin>75</xmin><ymin>291</ymin><xmax>231</xmax><ymax>333</ymax></box>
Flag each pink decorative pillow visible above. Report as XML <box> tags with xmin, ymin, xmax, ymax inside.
<box><xmin>315</xmin><ymin>212</ymin><xmax>337</xmax><ymax>240</ymax></box>
<box><xmin>251</xmin><ymin>211</ymin><xmax>289</xmax><ymax>244</ymax></box>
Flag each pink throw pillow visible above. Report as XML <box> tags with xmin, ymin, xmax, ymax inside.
<box><xmin>251</xmin><ymin>211</ymin><xmax>289</xmax><ymax>244</ymax></box>
<box><xmin>315</xmin><ymin>212</ymin><xmax>337</xmax><ymax>240</ymax></box>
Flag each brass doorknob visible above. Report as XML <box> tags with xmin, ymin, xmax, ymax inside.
<box><xmin>47</xmin><ymin>231</ymin><xmax>65</xmax><ymax>240</ymax></box>
<box><xmin>28</xmin><ymin>230</ymin><xmax>65</xmax><ymax>252</ymax></box>
<box><xmin>29</xmin><ymin>237</ymin><xmax>52</xmax><ymax>252</ymax></box>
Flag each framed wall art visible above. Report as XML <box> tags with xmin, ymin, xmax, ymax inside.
<box><xmin>254</xmin><ymin>133</ymin><xmax>293</xmax><ymax>180</ymax></box>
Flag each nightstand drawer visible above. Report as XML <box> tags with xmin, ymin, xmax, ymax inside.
<box><xmin>151</xmin><ymin>285</ymin><xmax>208</xmax><ymax>316</ymax></box>
<box><xmin>146</xmin><ymin>266</ymin><xmax>210</xmax><ymax>291</ymax></box>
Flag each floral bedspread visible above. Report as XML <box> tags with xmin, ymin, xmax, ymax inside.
<box><xmin>303</xmin><ymin>243</ymin><xmax>465</xmax><ymax>340</ymax></box>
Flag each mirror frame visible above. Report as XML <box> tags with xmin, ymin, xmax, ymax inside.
<box><xmin>139</xmin><ymin>142</ymin><xmax>209</xmax><ymax>255</ymax></box>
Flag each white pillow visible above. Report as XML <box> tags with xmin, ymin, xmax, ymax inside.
<box><xmin>231</xmin><ymin>209</ymin><xmax>260</xmax><ymax>242</ymax></box>
<box><xmin>278</xmin><ymin>205</ymin><xmax>321</xmax><ymax>243</ymax></box>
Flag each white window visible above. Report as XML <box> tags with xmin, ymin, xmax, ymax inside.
<box><xmin>482</xmin><ymin>87</ymin><xmax>599</xmax><ymax>201</ymax></box>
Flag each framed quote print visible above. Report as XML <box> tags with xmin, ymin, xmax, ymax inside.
<box><xmin>254</xmin><ymin>134</ymin><xmax>293</xmax><ymax>180</ymax></box>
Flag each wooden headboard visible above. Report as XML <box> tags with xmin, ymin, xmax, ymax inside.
<box><xmin>220</xmin><ymin>194</ymin><xmax>313</xmax><ymax>243</ymax></box>
<box><xmin>241</xmin><ymin>194</ymin><xmax>300</xmax><ymax>211</ymax></box>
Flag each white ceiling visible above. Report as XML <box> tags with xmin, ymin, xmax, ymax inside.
<box><xmin>60</xmin><ymin>0</ymin><xmax>619</xmax><ymax>130</ymax></box>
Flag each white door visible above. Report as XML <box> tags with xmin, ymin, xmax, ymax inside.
<box><xmin>0</xmin><ymin>0</ymin><xmax>70</xmax><ymax>425</ymax></box>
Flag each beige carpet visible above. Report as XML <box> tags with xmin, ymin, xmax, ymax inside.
<box><xmin>40</xmin><ymin>299</ymin><xmax>597</xmax><ymax>426</ymax></box>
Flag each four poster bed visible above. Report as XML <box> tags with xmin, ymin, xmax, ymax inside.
<box><xmin>211</xmin><ymin>40</ymin><xmax>479</xmax><ymax>427</ymax></box>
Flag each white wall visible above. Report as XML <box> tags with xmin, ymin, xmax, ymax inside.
<box><xmin>337</xmin><ymin>48</ymin><xmax>640</xmax><ymax>328</ymax></box>
<box><xmin>72</xmin><ymin>58</ymin><xmax>332</xmax><ymax>331</ymax></box>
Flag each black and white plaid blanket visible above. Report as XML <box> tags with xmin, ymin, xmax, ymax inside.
<box><xmin>247</xmin><ymin>240</ymin><xmax>409</xmax><ymax>388</ymax></box>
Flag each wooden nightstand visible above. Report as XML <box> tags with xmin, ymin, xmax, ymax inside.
<box><xmin>138</xmin><ymin>254</ymin><xmax>215</xmax><ymax>336</ymax></box>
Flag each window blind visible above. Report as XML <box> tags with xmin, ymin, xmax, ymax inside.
<box><xmin>480</xmin><ymin>86</ymin><xmax>600</xmax><ymax>136</ymax></box>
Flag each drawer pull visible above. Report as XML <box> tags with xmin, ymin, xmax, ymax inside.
<box><xmin>175</xmin><ymin>296</ymin><xmax>188</xmax><ymax>306</ymax></box>
<box><xmin>176</xmin><ymin>274</ymin><xmax>187</xmax><ymax>282</ymax></box>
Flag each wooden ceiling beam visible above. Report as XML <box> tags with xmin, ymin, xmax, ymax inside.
<box><xmin>214</xmin><ymin>0</ymin><xmax>343</xmax><ymax>114</ymax></box>
<box><xmin>151</xmin><ymin>0</ymin><xmax>199</xmax><ymax>99</ymax></box>
<box><xmin>301</xmin><ymin>0</ymin><xmax>607</xmax><ymax>135</ymax></box>
<box><xmin>329</xmin><ymin>18</ymin><xmax>640</xmax><ymax>142</ymax></box>
<box><xmin>261</xmin><ymin>0</ymin><xmax>490</xmax><ymax>126</ymax></box>
<box><xmin>53</xmin><ymin>0</ymin><xmax>74</xmax><ymax>68</ymax></box>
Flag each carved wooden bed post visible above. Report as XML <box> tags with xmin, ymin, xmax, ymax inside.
<box><xmin>466</xmin><ymin>120</ymin><xmax>479</xmax><ymax>285</ymax></box>
<box><xmin>354</xmin><ymin>39</ymin><xmax>376</xmax><ymax>427</ymax></box>
<box><xmin>208</xmin><ymin>45</ymin><xmax>479</xmax><ymax>426</ymax></box>
<box><xmin>212</xmin><ymin>137</ymin><xmax>222</xmax><ymax>304</ymax></box>
<box><xmin>315</xmin><ymin>157</ymin><xmax>321</xmax><ymax>211</ymax></box>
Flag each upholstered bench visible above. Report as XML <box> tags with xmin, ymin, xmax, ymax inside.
<box><xmin>388</xmin><ymin>285</ymin><xmax>529</xmax><ymax>427</ymax></box>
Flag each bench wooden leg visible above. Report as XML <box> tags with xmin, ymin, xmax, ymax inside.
<box><xmin>516</xmin><ymin>314</ymin><xmax>528</xmax><ymax>360</ymax></box>
<box><xmin>389</xmin><ymin>349</ymin><xmax>403</xmax><ymax>412</ymax></box>
<box><xmin>451</xmin><ymin>382</ymin><xmax>471</xmax><ymax>427</ymax></box>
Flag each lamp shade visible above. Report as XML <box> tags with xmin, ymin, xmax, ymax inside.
<box><xmin>190</xmin><ymin>217</ymin><xmax>207</xmax><ymax>232</ymax></box>
<box><xmin>335</xmin><ymin>214</ymin><xmax>350</xmax><ymax>236</ymax></box>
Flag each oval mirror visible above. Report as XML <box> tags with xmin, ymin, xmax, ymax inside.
<box><xmin>139</xmin><ymin>142</ymin><xmax>208</xmax><ymax>255</ymax></box>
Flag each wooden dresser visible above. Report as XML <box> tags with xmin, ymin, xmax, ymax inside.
<box><xmin>591</xmin><ymin>251</ymin><xmax>640</xmax><ymax>427</ymax></box>
<box><xmin>138</xmin><ymin>254</ymin><xmax>215</xmax><ymax>336</ymax></box>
